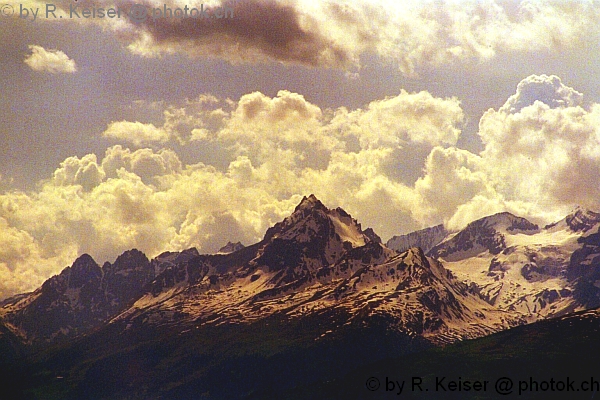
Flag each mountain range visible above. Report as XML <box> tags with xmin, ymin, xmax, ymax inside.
<box><xmin>1</xmin><ymin>195</ymin><xmax>600</xmax><ymax>399</ymax></box>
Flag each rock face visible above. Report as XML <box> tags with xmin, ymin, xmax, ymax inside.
<box><xmin>0</xmin><ymin>250</ymin><xmax>153</xmax><ymax>344</ymax></box>
<box><xmin>567</xmin><ymin>229</ymin><xmax>600</xmax><ymax>308</ymax></box>
<box><xmin>217</xmin><ymin>241</ymin><xmax>245</xmax><ymax>254</ymax></box>
<box><xmin>429</xmin><ymin>212</ymin><xmax>539</xmax><ymax>261</ymax></box>
<box><xmin>545</xmin><ymin>208</ymin><xmax>600</xmax><ymax>233</ymax></box>
<box><xmin>102</xmin><ymin>249</ymin><xmax>153</xmax><ymax>310</ymax></box>
<box><xmin>387</xmin><ymin>224</ymin><xmax>448</xmax><ymax>254</ymax></box>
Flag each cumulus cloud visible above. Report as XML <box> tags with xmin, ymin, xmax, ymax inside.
<box><xmin>348</xmin><ymin>0</ymin><xmax>600</xmax><ymax>76</ymax></box>
<box><xmin>479</xmin><ymin>93</ymin><xmax>600</xmax><ymax>212</ymax></box>
<box><xmin>24</xmin><ymin>45</ymin><xmax>77</xmax><ymax>74</ymax></box>
<box><xmin>29</xmin><ymin>0</ymin><xmax>599</xmax><ymax>76</ymax></box>
<box><xmin>331</xmin><ymin>90</ymin><xmax>464</xmax><ymax>149</ymax></box>
<box><xmin>5</xmin><ymin>75</ymin><xmax>600</xmax><ymax>299</ymax></box>
<box><xmin>500</xmin><ymin>74</ymin><xmax>584</xmax><ymax>114</ymax></box>
<box><xmin>95</xmin><ymin>0</ymin><xmax>600</xmax><ymax>76</ymax></box>
<box><xmin>0</xmin><ymin>238</ymin><xmax>74</xmax><ymax>300</ymax></box>
<box><xmin>102</xmin><ymin>88</ymin><xmax>463</xmax><ymax>164</ymax></box>
<box><xmin>417</xmin><ymin>74</ymin><xmax>600</xmax><ymax>229</ymax></box>
<box><xmin>53</xmin><ymin>154</ymin><xmax>106</xmax><ymax>191</ymax></box>
<box><xmin>103</xmin><ymin>121</ymin><xmax>170</xmax><ymax>146</ymax></box>
<box><xmin>103</xmin><ymin>95</ymin><xmax>229</xmax><ymax>146</ymax></box>
<box><xmin>101</xmin><ymin>145</ymin><xmax>182</xmax><ymax>184</ymax></box>
<box><xmin>414</xmin><ymin>146</ymin><xmax>491</xmax><ymax>225</ymax></box>
<box><xmin>0</xmin><ymin>87</ymin><xmax>466</xmax><ymax>299</ymax></box>
<box><xmin>115</xmin><ymin>0</ymin><xmax>354</xmax><ymax>68</ymax></box>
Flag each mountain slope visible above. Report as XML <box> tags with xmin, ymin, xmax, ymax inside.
<box><xmin>567</xmin><ymin>227</ymin><xmax>600</xmax><ymax>308</ymax></box>
<box><xmin>110</xmin><ymin>195</ymin><xmax>518</xmax><ymax>343</ymax></box>
<box><xmin>545</xmin><ymin>207</ymin><xmax>600</xmax><ymax>233</ymax></box>
<box><xmin>217</xmin><ymin>241</ymin><xmax>245</xmax><ymax>254</ymax></box>
<box><xmin>5</xmin><ymin>198</ymin><xmax>600</xmax><ymax>399</ymax></box>
<box><xmin>429</xmin><ymin>212</ymin><xmax>540</xmax><ymax>261</ymax></box>
<box><xmin>0</xmin><ymin>249</ymin><xmax>155</xmax><ymax>344</ymax></box>
<box><xmin>0</xmin><ymin>195</ymin><xmax>525</xmax><ymax>399</ymax></box>
<box><xmin>401</xmin><ymin>209</ymin><xmax>600</xmax><ymax>321</ymax></box>
<box><xmin>295</xmin><ymin>306</ymin><xmax>600</xmax><ymax>400</ymax></box>
<box><xmin>387</xmin><ymin>224</ymin><xmax>448</xmax><ymax>254</ymax></box>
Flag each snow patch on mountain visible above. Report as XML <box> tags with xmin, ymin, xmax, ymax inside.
<box><xmin>329</xmin><ymin>211</ymin><xmax>366</xmax><ymax>247</ymax></box>
<box><xmin>545</xmin><ymin>208</ymin><xmax>600</xmax><ymax>234</ymax></box>
<box><xmin>425</xmin><ymin>212</ymin><xmax>588</xmax><ymax>319</ymax></box>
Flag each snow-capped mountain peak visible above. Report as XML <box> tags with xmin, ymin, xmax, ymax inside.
<box><xmin>565</xmin><ymin>207</ymin><xmax>600</xmax><ymax>233</ymax></box>
<box><xmin>263</xmin><ymin>195</ymin><xmax>372</xmax><ymax>249</ymax></box>
<box><xmin>402</xmin><ymin>209</ymin><xmax>600</xmax><ymax>321</ymax></box>
<box><xmin>566</xmin><ymin>208</ymin><xmax>600</xmax><ymax>232</ymax></box>
<box><xmin>545</xmin><ymin>207</ymin><xmax>600</xmax><ymax>233</ymax></box>
<box><xmin>429</xmin><ymin>212</ymin><xmax>539</xmax><ymax>261</ymax></box>
<box><xmin>467</xmin><ymin>212</ymin><xmax>539</xmax><ymax>234</ymax></box>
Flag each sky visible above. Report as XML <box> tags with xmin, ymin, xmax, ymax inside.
<box><xmin>2</xmin><ymin>0</ymin><xmax>600</xmax><ymax>299</ymax></box>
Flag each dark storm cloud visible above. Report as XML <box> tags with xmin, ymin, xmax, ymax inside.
<box><xmin>116</xmin><ymin>0</ymin><xmax>353</xmax><ymax>68</ymax></box>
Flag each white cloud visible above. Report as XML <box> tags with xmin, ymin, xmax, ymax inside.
<box><xmin>34</xmin><ymin>0</ymin><xmax>600</xmax><ymax>76</ymax></box>
<box><xmin>103</xmin><ymin>89</ymin><xmax>463</xmax><ymax>168</ymax></box>
<box><xmin>500</xmin><ymin>74</ymin><xmax>584</xmax><ymax>114</ymax></box>
<box><xmin>333</xmin><ymin>90</ymin><xmax>464</xmax><ymax>149</ymax></box>
<box><xmin>5</xmin><ymin>76</ymin><xmax>600</xmax><ymax>299</ymax></box>
<box><xmin>101</xmin><ymin>145</ymin><xmax>182</xmax><ymax>185</ymax></box>
<box><xmin>24</xmin><ymin>45</ymin><xmax>77</xmax><ymax>74</ymax></box>
<box><xmin>53</xmin><ymin>154</ymin><xmax>105</xmax><ymax>191</ymax></box>
<box><xmin>0</xmin><ymin>87</ymin><xmax>467</xmax><ymax>299</ymax></box>
<box><xmin>103</xmin><ymin>121</ymin><xmax>170</xmax><ymax>146</ymax></box>
<box><xmin>414</xmin><ymin>146</ymin><xmax>492</xmax><ymax>226</ymax></box>
<box><xmin>416</xmin><ymin>74</ymin><xmax>600</xmax><ymax>229</ymax></box>
<box><xmin>479</xmin><ymin>99</ymin><xmax>600</xmax><ymax>211</ymax></box>
<box><xmin>328</xmin><ymin>0</ymin><xmax>600</xmax><ymax>76</ymax></box>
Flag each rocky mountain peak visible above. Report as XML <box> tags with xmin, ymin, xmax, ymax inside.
<box><xmin>110</xmin><ymin>249</ymin><xmax>150</xmax><ymax>272</ymax></box>
<box><xmin>387</xmin><ymin>224</ymin><xmax>449</xmax><ymax>254</ymax></box>
<box><xmin>248</xmin><ymin>196</ymin><xmax>381</xmax><ymax>286</ymax></box>
<box><xmin>72</xmin><ymin>253</ymin><xmax>98</xmax><ymax>269</ymax></box>
<box><xmin>294</xmin><ymin>194</ymin><xmax>325</xmax><ymax>213</ymax></box>
<box><xmin>264</xmin><ymin>195</ymin><xmax>367</xmax><ymax>244</ymax></box>
<box><xmin>544</xmin><ymin>207</ymin><xmax>600</xmax><ymax>233</ymax></box>
<box><xmin>404</xmin><ymin>246</ymin><xmax>428</xmax><ymax>263</ymax></box>
<box><xmin>473</xmin><ymin>212</ymin><xmax>539</xmax><ymax>233</ymax></box>
<box><xmin>429</xmin><ymin>212</ymin><xmax>538</xmax><ymax>261</ymax></box>
<box><xmin>566</xmin><ymin>208</ymin><xmax>600</xmax><ymax>232</ymax></box>
<box><xmin>102</xmin><ymin>249</ymin><xmax>153</xmax><ymax>309</ymax></box>
<box><xmin>218</xmin><ymin>241</ymin><xmax>245</xmax><ymax>254</ymax></box>
<box><xmin>363</xmin><ymin>227</ymin><xmax>382</xmax><ymax>244</ymax></box>
<box><xmin>68</xmin><ymin>254</ymin><xmax>102</xmax><ymax>289</ymax></box>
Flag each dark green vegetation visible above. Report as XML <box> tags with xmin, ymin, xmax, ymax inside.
<box><xmin>286</xmin><ymin>307</ymin><xmax>600</xmax><ymax>400</ymax></box>
<box><xmin>4</xmin><ymin>307</ymin><xmax>600</xmax><ymax>399</ymax></box>
<box><xmin>0</xmin><ymin>311</ymin><xmax>428</xmax><ymax>399</ymax></box>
